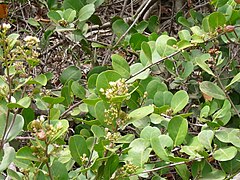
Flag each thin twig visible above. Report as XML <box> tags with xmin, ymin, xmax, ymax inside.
<box><xmin>60</xmin><ymin>101</ymin><xmax>83</xmax><ymax>119</ymax></box>
<box><xmin>136</xmin><ymin>156</ymin><xmax>204</xmax><ymax>174</ymax></box>
<box><xmin>113</xmin><ymin>0</ymin><xmax>154</xmax><ymax>48</ymax></box>
<box><xmin>216</xmin><ymin>74</ymin><xmax>240</xmax><ymax>118</ymax></box>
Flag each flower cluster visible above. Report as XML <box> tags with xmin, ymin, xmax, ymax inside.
<box><xmin>1</xmin><ymin>23</ymin><xmax>11</xmax><ymax>31</ymax></box>
<box><xmin>100</xmin><ymin>79</ymin><xmax>128</xmax><ymax>100</ymax></box>
<box><xmin>24</xmin><ymin>36</ymin><xmax>40</xmax><ymax>46</ymax></box>
<box><xmin>104</xmin><ymin>103</ymin><xmax>118</xmax><ymax>125</ymax></box>
<box><xmin>106</xmin><ymin>131</ymin><xmax>121</xmax><ymax>142</ymax></box>
<box><xmin>115</xmin><ymin>162</ymin><xmax>139</xmax><ymax>178</ymax></box>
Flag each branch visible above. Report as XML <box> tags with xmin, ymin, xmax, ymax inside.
<box><xmin>113</xmin><ymin>0</ymin><xmax>154</xmax><ymax>48</ymax></box>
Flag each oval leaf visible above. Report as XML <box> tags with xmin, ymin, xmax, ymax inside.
<box><xmin>171</xmin><ymin>90</ymin><xmax>189</xmax><ymax>114</ymax></box>
<box><xmin>78</xmin><ymin>4</ymin><xmax>95</xmax><ymax>22</ymax></box>
<box><xmin>200</xmin><ymin>81</ymin><xmax>225</xmax><ymax>100</ymax></box>
<box><xmin>168</xmin><ymin>116</ymin><xmax>188</xmax><ymax>146</ymax></box>
<box><xmin>111</xmin><ymin>54</ymin><xmax>130</xmax><ymax>78</ymax></box>
<box><xmin>198</xmin><ymin>130</ymin><xmax>214</xmax><ymax>150</ymax></box>
<box><xmin>69</xmin><ymin>135</ymin><xmax>90</xmax><ymax>165</ymax></box>
<box><xmin>128</xmin><ymin>105</ymin><xmax>154</xmax><ymax>122</ymax></box>
<box><xmin>60</xmin><ymin>66</ymin><xmax>82</xmax><ymax>84</ymax></box>
<box><xmin>213</xmin><ymin>146</ymin><xmax>237</xmax><ymax>161</ymax></box>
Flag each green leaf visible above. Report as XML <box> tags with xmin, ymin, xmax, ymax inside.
<box><xmin>71</xmin><ymin>81</ymin><xmax>86</xmax><ymax>99</ymax></box>
<box><xmin>127</xmin><ymin>63</ymin><xmax>150</xmax><ymax>83</ymax></box>
<box><xmin>128</xmin><ymin>138</ymin><xmax>151</xmax><ymax>167</ymax></box>
<box><xmin>69</xmin><ymin>135</ymin><xmax>90</xmax><ymax>165</ymax></box>
<box><xmin>48</xmin><ymin>120</ymin><xmax>69</xmax><ymax>142</ymax></box>
<box><xmin>229</xmin><ymin>129</ymin><xmax>240</xmax><ymax>148</ymax></box>
<box><xmin>226</xmin><ymin>72</ymin><xmax>240</xmax><ymax>88</ymax></box>
<box><xmin>0</xmin><ymin>113</ymin><xmax>24</xmax><ymax>142</ymax></box>
<box><xmin>96</xmin><ymin>70</ymin><xmax>122</xmax><ymax>92</ymax></box>
<box><xmin>178</xmin><ymin>30</ymin><xmax>191</xmax><ymax>41</ymax></box>
<box><xmin>112</xmin><ymin>19</ymin><xmax>129</xmax><ymax>38</ymax></box>
<box><xmin>175</xmin><ymin>164</ymin><xmax>190</xmax><ymax>180</ymax></box>
<box><xmin>151</xmin><ymin>135</ymin><xmax>173</xmax><ymax>161</ymax></box>
<box><xmin>103</xmin><ymin>155</ymin><xmax>119</xmax><ymax>180</ymax></box>
<box><xmin>51</xmin><ymin>160</ymin><xmax>69</xmax><ymax>179</ymax></box>
<box><xmin>154</xmin><ymin>91</ymin><xmax>173</xmax><ymax>107</ymax></box>
<box><xmin>141</xmin><ymin>42</ymin><xmax>152</xmax><ymax>64</ymax></box>
<box><xmin>0</xmin><ymin>145</ymin><xmax>15</xmax><ymax>172</ymax></box>
<box><xmin>198</xmin><ymin>130</ymin><xmax>214</xmax><ymax>150</ymax></box>
<box><xmin>202</xmin><ymin>16</ymin><xmax>211</xmax><ymax>32</ymax></box>
<box><xmin>7</xmin><ymin>169</ymin><xmax>23</xmax><ymax>180</ymax></box>
<box><xmin>7</xmin><ymin>97</ymin><xmax>31</xmax><ymax>109</ymax></box>
<box><xmin>63</xmin><ymin>8</ymin><xmax>76</xmax><ymax>22</ymax></box>
<box><xmin>7</xmin><ymin>34</ymin><xmax>20</xmax><ymax>49</ymax></box>
<box><xmin>213</xmin><ymin>146</ymin><xmax>237</xmax><ymax>161</ymax></box>
<box><xmin>16</xmin><ymin>147</ymin><xmax>40</xmax><ymax>162</ymax></box>
<box><xmin>60</xmin><ymin>66</ymin><xmax>82</xmax><ymax>84</ymax></box>
<box><xmin>168</xmin><ymin>116</ymin><xmax>188</xmax><ymax>146</ymax></box>
<box><xmin>195</xmin><ymin>54</ymin><xmax>215</xmax><ymax>76</ymax></box>
<box><xmin>171</xmin><ymin>90</ymin><xmax>189</xmax><ymax>114</ymax></box>
<box><xmin>63</xmin><ymin>0</ymin><xmax>86</xmax><ymax>12</ymax></box>
<box><xmin>28</xmin><ymin>18</ymin><xmax>40</xmax><ymax>27</ymax></box>
<box><xmin>200</xmin><ymin>81</ymin><xmax>225</xmax><ymax>100</ymax></box>
<box><xmin>128</xmin><ymin>105</ymin><xmax>154</xmax><ymax>122</ymax></box>
<box><xmin>47</xmin><ymin>11</ymin><xmax>62</xmax><ymax>23</ymax></box>
<box><xmin>130</xmin><ymin>33</ymin><xmax>148</xmax><ymax>51</ymax></box>
<box><xmin>215</xmin><ymin>128</ymin><xmax>231</xmax><ymax>143</ymax></box>
<box><xmin>156</xmin><ymin>35</ymin><xmax>178</xmax><ymax>57</ymax></box>
<box><xmin>91</xmin><ymin>125</ymin><xmax>105</xmax><ymax>138</ymax></box>
<box><xmin>50</xmin><ymin>108</ymin><xmax>60</xmax><ymax>120</ymax></box>
<box><xmin>140</xmin><ymin>126</ymin><xmax>161</xmax><ymax>141</ymax></box>
<box><xmin>34</xmin><ymin>74</ymin><xmax>48</xmax><ymax>86</ymax></box>
<box><xmin>111</xmin><ymin>54</ymin><xmax>130</xmax><ymax>78</ymax></box>
<box><xmin>78</xmin><ymin>4</ymin><xmax>95</xmax><ymax>22</ymax></box>
<box><xmin>208</xmin><ymin>12</ymin><xmax>226</xmax><ymax>32</ymax></box>
<box><xmin>42</xmin><ymin>96</ymin><xmax>65</xmax><ymax>104</ymax></box>
<box><xmin>220</xmin><ymin>153</ymin><xmax>240</xmax><ymax>174</ymax></box>
<box><xmin>61</xmin><ymin>86</ymin><xmax>73</xmax><ymax>106</ymax></box>
<box><xmin>178</xmin><ymin>16</ymin><xmax>191</xmax><ymax>27</ymax></box>
<box><xmin>146</xmin><ymin>80</ymin><xmax>168</xmax><ymax>99</ymax></box>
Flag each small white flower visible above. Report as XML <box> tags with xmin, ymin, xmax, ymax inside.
<box><xmin>109</xmin><ymin>81</ymin><xmax>116</xmax><ymax>87</ymax></box>
<box><xmin>56</xmin><ymin>122</ymin><xmax>63</xmax><ymax>129</ymax></box>
<box><xmin>99</xmin><ymin>88</ymin><xmax>105</xmax><ymax>93</ymax></box>
<box><xmin>24</xmin><ymin>36</ymin><xmax>40</xmax><ymax>43</ymax></box>
<box><xmin>39</xmin><ymin>115</ymin><xmax>45</xmax><ymax>121</ymax></box>
<box><xmin>1</xmin><ymin>23</ymin><xmax>11</xmax><ymax>30</ymax></box>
